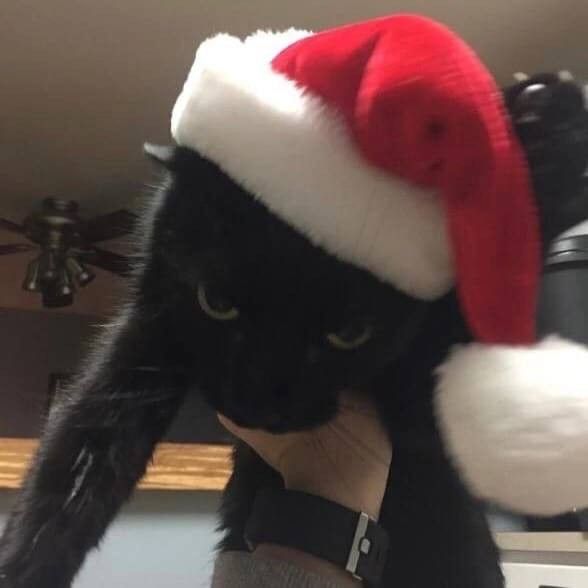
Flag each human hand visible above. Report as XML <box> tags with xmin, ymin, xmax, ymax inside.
<box><xmin>219</xmin><ymin>392</ymin><xmax>392</xmax><ymax>521</ymax></box>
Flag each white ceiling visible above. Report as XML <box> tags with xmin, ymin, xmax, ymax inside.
<box><xmin>2</xmin><ymin>0</ymin><xmax>587</xmax><ymax>313</ymax></box>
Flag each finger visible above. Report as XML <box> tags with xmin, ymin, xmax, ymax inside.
<box><xmin>217</xmin><ymin>413</ymin><xmax>266</xmax><ymax>444</ymax></box>
<box><xmin>216</xmin><ymin>413</ymin><xmax>293</xmax><ymax>463</ymax></box>
<box><xmin>217</xmin><ymin>413</ymin><xmax>237</xmax><ymax>434</ymax></box>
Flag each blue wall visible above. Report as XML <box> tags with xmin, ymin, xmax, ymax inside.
<box><xmin>0</xmin><ymin>490</ymin><xmax>221</xmax><ymax>587</ymax></box>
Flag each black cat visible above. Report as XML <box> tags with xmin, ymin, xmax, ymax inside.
<box><xmin>1</xmin><ymin>74</ymin><xmax>586</xmax><ymax>588</ymax></box>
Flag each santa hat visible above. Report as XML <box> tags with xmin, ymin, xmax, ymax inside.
<box><xmin>171</xmin><ymin>14</ymin><xmax>588</xmax><ymax>515</ymax></box>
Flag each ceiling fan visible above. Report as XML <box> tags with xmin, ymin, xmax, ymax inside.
<box><xmin>0</xmin><ymin>198</ymin><xmax>137</xmax><ymax>308</ymax></box>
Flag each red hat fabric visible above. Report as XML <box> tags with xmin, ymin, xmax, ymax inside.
<box><xmin>272</xmin><ymin>15</ymin><xmax>540</xmax><ymax>344</ymax></box>
<box><xmin>172</xmin><ymin>14</ymin><xmax>540</xmax><ymax>345</ymax></box>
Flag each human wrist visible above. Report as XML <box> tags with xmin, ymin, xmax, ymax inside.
<box><xmin>254</xmin><ymin>543</ymin><xmax>362</xmax><ymax>587</ymax></box>
<box><xmin>282</xmin><ymin>474</ymin><xmax>382</xmax><ymax>521</ymax></box>
<box><xmin>245</xmin><ymin>487</ymin><xmax>390</xmax><ymax>587</ymax></box>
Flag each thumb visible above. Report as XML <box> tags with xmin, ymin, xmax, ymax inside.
<box><xmin>217</xmin><ymin>413</ymin><xmax>294</xmax><ymax>466</ymax></box>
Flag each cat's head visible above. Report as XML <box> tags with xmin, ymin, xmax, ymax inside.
<box><xmin>136</xmin><ymin>145</ymin><xmax>430</xmax><ymax>432</ymax></box>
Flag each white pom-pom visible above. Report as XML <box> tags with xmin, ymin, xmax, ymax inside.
<box><xmin>435</xmin><ymin>336</ymin><xmax>588</xmax><ymax>515</ymax></box>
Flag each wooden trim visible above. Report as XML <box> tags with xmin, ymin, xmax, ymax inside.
<box><xmin>2</xmin><ymin>439</ymin><xmax>584</xmax><ymax>547</ymax></box>
<box><xmin>496</xmin><ymin>532</ymin><xmax>588</xmax><ymax>553</ymax></box>
<box><xmin>0</xmin><ymin>437</ymin><xmax>232</xmax><ymax>492</ymax></box>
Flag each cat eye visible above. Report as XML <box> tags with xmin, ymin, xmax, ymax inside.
<box><xmin>197</xmin><ymin>283</ymin><xmax>240</xmax><ymax>321</ymax></box>
<box><xmin>326</xmin><ymin>322</ymin><xmax>373</xmax><ymax>351</ymax></box>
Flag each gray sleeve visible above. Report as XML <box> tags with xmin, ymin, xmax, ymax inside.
<box><xmin>211</xmin><ymin>551</ymin><xmax>345</xmax><ymax>588</ymax></box>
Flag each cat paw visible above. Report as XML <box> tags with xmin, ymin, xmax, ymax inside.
<box><xmin>506</xmin><ymin>71</ymin><xmax>588</xmax><ymax>171</ymax></box>
<box><xmin>505</xmin><ymin>71</ymin><xmax>588</xmax><ymax>239</ymax></box>
<box><xmin>507</xmin><ymin>71</ymin><xmax>585</xmax><ymax>127</ymax></box>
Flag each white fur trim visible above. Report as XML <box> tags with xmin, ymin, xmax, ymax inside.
<box><xmin>435</xmin><ymin>336</ymin><xmax>588</xmax><ymax>515</ymax></box>
<box><xmin>171</xmin><ymin>31</ymin><xmax>452</xmax><ymax>300</ymax></box>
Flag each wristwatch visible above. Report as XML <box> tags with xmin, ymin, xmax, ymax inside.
<box><xmin>244</xmin><ymin>488</ymin><xmax>390</xmax><ymax>587</ymax></box>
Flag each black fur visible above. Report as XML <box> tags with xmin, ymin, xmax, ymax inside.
<box><xmin>505</xmin><ymin>73</ymin><xmax>588</xmax><ymax>245</ymax></box>
<box><xmin>1</xmin><ymin>74</ymin><xmax>587</xmax><ymax>588</ymax></box>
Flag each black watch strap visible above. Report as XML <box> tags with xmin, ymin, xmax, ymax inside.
<box><xmin>244</xmin><ymin>488</ymin><xmax>389</xmax><ymax>587</ymax></box>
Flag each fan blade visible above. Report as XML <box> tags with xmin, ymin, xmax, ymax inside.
<box><xmin>81</xmin><ymin>210</ymin><xmax>137</xmax><ymax>243</ymax></box>
<box><xmin>0</xmin><ymin>218</ymin><xmax>25</xmax><ymax>234</ymax></box>
<box><xmin>81</xmin><ymin>247</ymin><xmax>133</xmax><ymax>276</ymax></box>
<box><xmin>0</xmin><ymin>243</ymin><xmax>34</xmax><ymax>255</ymax></box>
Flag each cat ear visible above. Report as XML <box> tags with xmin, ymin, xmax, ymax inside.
<box><xmin>143</xmin><ymin>143</ymin><xmax>177</xmax><ymax>169</ymax></box>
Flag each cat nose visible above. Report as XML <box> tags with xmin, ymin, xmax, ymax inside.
<box><xmin>221</xmin><ymin>395</ymin><xmax>283</xmax><ymax>429</ymax></box>
<box><xmin>243</xmin><ymin>411</ymin><xmax>283</xmax><ymax>430</ymax></box>
<box><xmin>259</xmin><ymin>411</ymin><xmax>282</xmax><ymax>428</ymax></box>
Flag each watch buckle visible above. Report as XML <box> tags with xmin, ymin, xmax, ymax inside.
<box><xmin>345</xmin><ymin>511</ymin><xmax>371</xmax><ymax>580</ymax></box>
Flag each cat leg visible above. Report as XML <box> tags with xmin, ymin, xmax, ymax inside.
<box><xmin>0</xmin><ymin>314</ymin><xmax>188</xmax><ymax>588</ymax></box>
<box><xmin>217</xmin><ymin>441</ymin><xmax>282</xmax><ymax>552</ymax></box>
<box><xmin>370</xmin><ymin>350</ymin><xmax>503</xmax><ymax>587</ymax></box>
<box><xmin>379</xmin><ymin>437</ymin><xmax>504</xmax><ymax>588</ymax></box>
